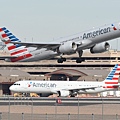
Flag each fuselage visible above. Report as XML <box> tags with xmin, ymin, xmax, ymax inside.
<box><xmin>18</xmin><ymin>22</ymin><xmax>120</xmax><ymax>62</ymax></box>
<box><xmin>9</xmin><ymin>80</ymin><xmax>117</xmax><ymax>94</ymax></box>
<box><xmin>20</xmin><ymin>47</ymin><xmax>58</xmax><ymax>62</ymax></box>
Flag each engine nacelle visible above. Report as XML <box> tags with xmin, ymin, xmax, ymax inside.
<box><xmin>58</xmin><ymin>90</ymin><xmax>70</xmax><ymax>97</ymax></box>
<box><xmin>90</xmin><ymin>42</ymin><xmax>110</xmax><ymax>54</ymax></box>
<box><xmin>5</xmin><ymin>58</ymin><xmax>11</xmax><ymax>62</ymax></box>
<box><xmin>58</xmin><ymin>42</ymin><xmax>77</xmax><ymax>54</ymax></box>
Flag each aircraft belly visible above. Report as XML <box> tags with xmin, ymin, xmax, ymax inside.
<box><xmin>34</xmin><ymin>51</ymin><xmax>58</xmax><ymax>60</ymax></box>
<box><xmin>20</xmin><ymin>50</ymin><xmax>58</xmax><ymax>62</ymax></box>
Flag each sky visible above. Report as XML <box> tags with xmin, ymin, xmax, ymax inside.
<box><xmin>0</xmin><ymin>0</ymin><xmax>120</xmax><ymax>50</ymax></box>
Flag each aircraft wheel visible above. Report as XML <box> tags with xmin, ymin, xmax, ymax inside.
<box><xmin>70</xmin><ymin>94</ymin><xmax>76</xmax><ymax>97</ymax></box>
<box><xmin>57</xmin><ymin>58</ymin><xmax>63</xmax><ymax>63</ymax></box>
<box><xmin>76</xmin><ymin>58</ymin><xmax>82</xmax><ymax>63</ymax></box>
<box><xmin>62</xmin><ymin>57</ymin><xmax>66</xmax><ymax>62</ymax></box>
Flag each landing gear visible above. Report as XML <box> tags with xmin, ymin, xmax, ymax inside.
<box><xmin>76</xmin><ymin>58</ymin><xmax>82</xmax><ymax>63</ymax></box>
<box><xmin>70</xmin><ymin>94</ymin><xmax>76</xmax><ymax>97</ymax></box>
<box><xmin>76</xmin><ymin>58</ymin><xmax>85</xmax><ymax>63</ymax></box>
<box><xmin>57</xmin><ymin>57</ymin><xmax>66</xmax><ymax>63</ymax></box>
<box><xmin>78</xmin><ymin>50</ymin><xmax>83</xmax><ymax>58</ymax></box>
<box><xmin>57</xmin><ymin>50</ymin><xmax>84</xmax><ymax>63</ymax></box>
<box><xmin>70</xmin><ymin>91</ymin><xmax>78</xmax><ymax>97</ymax></box>
<box><xmin>76</xmin><ymin>50</ymin><xmax>85</xmax><ymax>63</ymax></box>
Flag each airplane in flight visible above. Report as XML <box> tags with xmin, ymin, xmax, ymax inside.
<box><xmin>9</xmin><ymin>64</ymin><xmax>120</xmax><ymax>97</ymax></box>
<box><xmin>0</xmin><ymin>22</ymin><xmax>120</xmax><ymax>63</ymax></box>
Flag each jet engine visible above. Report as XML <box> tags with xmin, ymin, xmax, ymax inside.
<box><xmin>58</xmin><ymin>42</ymin><xmax>77</xmax><ymax>54</ymax></box>
<box><xmin>5</xmin><ymin>58</ymin><xmax>11</xmax><ymax>62</ymax></box>
<box><xmin>58</xmin><ymin>90</ymin><xmax>70</xmax><ymax>97</ymax></box>
<box><xmin>90</xmin><ymin>42</ymin><xmax>110</xmax><ymax>54</ymax></box>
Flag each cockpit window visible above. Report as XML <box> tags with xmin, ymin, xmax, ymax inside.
<box><xmin>13</xmin><ymin>83</ymin><xmax>20</xmax><ymax>85</ymax></box>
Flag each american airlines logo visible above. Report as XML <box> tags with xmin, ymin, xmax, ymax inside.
<box><xmin>31</xmin><ymin>82</ymin><xmax>57</xmax><ymax>88</ymax></box>
<box><xmin>28</xmin><ymin>81</ymin><xmax>32</xmax><ymax>87</ymax></box>
<box><xmin>82</xmin><ymin>27</ymin><xmax>111</xmax><ymax>39</ymax></box>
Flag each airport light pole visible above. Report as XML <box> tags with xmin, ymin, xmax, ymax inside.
<box><xmin>31</xmin><ymin>97</ymin><xmax>33</xmax><ymax>120</ymax></box>
<box><xmin>55</xmin><ymin>98</ymin><xmax>57</xmax><ymax>120</ymax></box>
<box><xmin>22</xmin><ymin>113</ymin><xmax>24</xmax><ymax>120</ymax></box>
<box><xmin>92</xmin><ymin>113</ymin><xmax>94</xmax><ymax>120</ymax></box>
<box><xmin>8</xmin><ymin>96</ymin><xmax>10</xmax><ymax>120</ymax></box>
<box><xmin>78</xmin><ymin>97</ymin><xmax>80</xmax><ymax>120</ymax></box>
<box><xmin>101</xmin><ymin>97</ymin><xmax>104</xmax><ymax>120</ymax></box>
<box><xmin>116</xmin><ymin>114</ymin><xmax>118</xmax><ymax>120</ymax></box>
<box><xmin>0</xmin><ymin>112</ymin><xmax>2</xmax><ymax>120</ymax></box>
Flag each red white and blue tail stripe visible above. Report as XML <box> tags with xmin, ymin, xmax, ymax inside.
<box><xmin>103</xmin><ymin>64</ymin><xmax>120</xmax><ymax>89</ymax></box>
<box><xmin>0</xmin><ymin>27</ymin><xmax>32</xmax><ymax>62</ymax></box>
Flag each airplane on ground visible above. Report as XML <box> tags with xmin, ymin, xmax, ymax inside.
<box><xmin>9</xmin><ymin>64</ymin><xmax>120</xmax><ymax>97</ymax></box>
<box><xmin>0</xmin><ymin>22</ymin><xmax>120</xmax><ymax>63</ymax></box>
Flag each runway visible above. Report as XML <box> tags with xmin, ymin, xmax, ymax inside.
<box><xmin>0</xmin><ymin>97</ymin><xmax>120</xmax><ymax>106</ymax></box>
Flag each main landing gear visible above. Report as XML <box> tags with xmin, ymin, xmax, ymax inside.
<box><xmin>57</xmin><ymin>57</ymin><xmax>66</xmax><ymax>63</ymax></box>
<box><xmin>76</xmin><ymin>50</ymin><xmax>84</xmax><ymax>63</ymax></box>
<box><xmin>57</xmin><ymin>50</ymin><xmax>84</xmax><ymax>63</ymax></box>
<box><xmin>76</xmin><ymin>58</ymin><xmax>85</xmax><ymax>63</ymax></box>
<box><xmin>57</xmin><ymin>57</ymin><xmax>85</xmax><ymax>63</ymax></box>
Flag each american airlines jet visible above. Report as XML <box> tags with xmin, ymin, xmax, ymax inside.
<box><xmin>0</xmin><ymin>22</ymin><xmax>120</xmax><ymax>63</ymax></box>
<box><xmin>9</xmin><ymin>64</ymin><xmax>120</xmax><ymax>97</ymax></box>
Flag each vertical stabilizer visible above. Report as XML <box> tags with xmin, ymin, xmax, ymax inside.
<box><xmin>0</xmin><ymin>27</ymin><xmax>32</xmax><ymax>62</ymax></box>
<box><xmin>103</xmin><ymin>64</ymin><xmax>120</xmax><ymax>89</ymax></box>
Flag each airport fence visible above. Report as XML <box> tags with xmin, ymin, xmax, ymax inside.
<box><xmin>0</xmin><ymin>97</ymin><xmax>120</xmax><ymax>120</ymax></box>
<box><xmin>0</xmin><ymin>112</ymin><xmax>120</xmax><ymax>120</ymax></box>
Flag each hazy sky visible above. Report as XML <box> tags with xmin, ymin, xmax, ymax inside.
<box><xmin>0</xmin><ymin>0</ymin><xmax>120</xmax><ymax>50</ymax></box>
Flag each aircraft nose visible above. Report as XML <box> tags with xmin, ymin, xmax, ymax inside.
<box><xmin>9</xmin><ymin>85</ymin><xmax>14</xmax><ymax>91</ymax></box>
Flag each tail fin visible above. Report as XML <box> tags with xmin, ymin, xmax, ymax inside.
<box><xmin>104</xmin><ymin>64</ymin><xmax>120</xmax><ymax>89</ymax></box>
<box><xmin>0</xmin><ymin>27</ymin><xmax>32</xmax><ymax>62</ymax></box>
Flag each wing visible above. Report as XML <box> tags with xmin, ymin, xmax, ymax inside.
<box><xmin>64</xmin><ymin>86</ymin><xmax>99</xmax><ymax>92</ymax></box>
<box><xmin>10</xmin><ymin>41</ymin><xmax>61</xmax><ymax>50</ymax></box>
